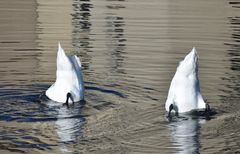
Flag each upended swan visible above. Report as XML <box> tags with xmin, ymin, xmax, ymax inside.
<box><xmin>45</xmin><ymin>43</ymin><xmax>84</xmax><ymax>105</ymax></box>
<box><xmin>165</xmin><ymin>47</ymin><xmax>210</xmax><ymax>116</ymax></box>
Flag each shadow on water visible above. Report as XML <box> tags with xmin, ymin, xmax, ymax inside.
<box><xmin>0</xmin><ymin>82</ymin><xmax>124</xmax><ymax>122</ymax></box>
<box><xmin>86</xmin><ymin>85</ymin><xmax>125</xmax><ymax>98</ymax></box>
<box><xmin>0</xmin><ymin>80</ymin><xmax>124</xmax><ymax>128</ymax></box>
<box><xmin>0</xmin><ymin>85</ymin><xmax>85</xmax><ymax>152</ymax></box>
<box><xmin>0</xmin><ymin>81</ymin><xmax>125</xmax><ymax>152</ymax></box>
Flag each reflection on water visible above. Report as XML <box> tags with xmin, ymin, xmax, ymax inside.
<box><xmin>45</xmin><ymin>101</ymin><xmax>85</xmax><ymax>153</ymax></box>
<box><xmin>44</xmin><ymin>101</ymin><xmax>85</xmax><ymax>143</ymax></box>
<box><xmin>222</xmin><ymin>2</ymin><xmax>240</xmax><ymax>104</ymax></box>
<box><xmin>105</xmin><ymin>2</ymin><xmax>126</xmax><ymax>75</ymax></box>
<box><xmin>105</xmin><ymin>17</ymin><xmax>126</xmax><ymax>72</ymax></box>
<box><xmin>168</xmin><ymin>117</ymin><xmax>204</xmax><ymax>154</ymax></box>
<box><xmin>56</xmin><ymin>107</ymin><xmax>84</xmax><ymax>143</ymax></box>
<box><xmin>0</xmin><ymin>0</ymin><xmax>39</xmax><ymax>85</ymax></box>
<box><xmin>72</xmin><ymin>0</ymin><xmax>93</xmax><ymax>71</ymax></box>
<box><xmin>0</xmin><ymin>0</ymin><xmax>240</xmax><ymax>153</ymax></box>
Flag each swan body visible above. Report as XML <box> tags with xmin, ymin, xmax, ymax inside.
<box><xmin>165</xmin><ymin>47</ymin><xmax>206</xmax><ymax>113</ymax></box>
<box><xmin>46</xmin><ymin>43</ymin><xmax>84</xmax><ymax>103</ymax></box>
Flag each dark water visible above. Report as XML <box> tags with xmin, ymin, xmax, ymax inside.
<box><xmin>0</xmin><ymin>0</ymin><xmax>240</xmax><ymax>153</ymax></box>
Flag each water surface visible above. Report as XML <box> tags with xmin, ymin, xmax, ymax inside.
<box><xmin>0</xmin><ymin>0</ymin><xmax>240</xmax><ymax>153</ymax></box>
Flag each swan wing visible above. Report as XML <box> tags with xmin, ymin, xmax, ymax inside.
<box><xmin>68</xmin><ymin>55</ymin><xmax>84</xmax><ymax>101</ymax></box>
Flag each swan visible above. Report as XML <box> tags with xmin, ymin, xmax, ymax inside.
<box><xmin>165</xmin><ymin>47</ymin><xmax>210</xmax><ymax>116</ymax></box>
<box><xmin>45</xmin><ymin>43</ymin><xmax>84</xmax><ymax>105</ymax></box>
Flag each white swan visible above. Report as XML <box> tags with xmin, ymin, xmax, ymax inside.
<box><xmin>165</xmin><ymin>47</ymin><xmax>208</xmax><ymax>114</ymax></box>
<box><xmin>46</xmin><ymin>43</ymin><xmax>84</xmax><ymax>104</ymax></box>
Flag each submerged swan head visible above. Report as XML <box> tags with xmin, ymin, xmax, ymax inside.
<box><xmin>165</xmin><ymin>48</ymin><xmax>207</xmax><ymax>114</ymax></box>
<box><xmin>46</xmin><ymin>43</ymin><xmax>84</xmax><ymax>103</ymax></box>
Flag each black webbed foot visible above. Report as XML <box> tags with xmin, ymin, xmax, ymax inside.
<box><xmin>167</xmin><ymin>104</ymin><xmax>178</xmax><ymax>121</ymax></box>
<box><xmin>204</xmin><ymin>103</ymin><xmax>211</xmax><ymax>119</ymax></box>
<box><xmin>205</xmin><ymin>103</ymin><xmax>210</xmax><ymax>112</ymax></box>
<box><xmin>63</xmin><ymin>102</ymin><xmax>70</xmax><ymax>108</ymax></box>
<box><xmin>167</xmin><ymin>104</ymin><xmax>174</xmax><ymax>118</ymax></box>
<box><xmin>63</xmin><ymin>92</ymin><xmax>74</xmax><ymax>108</ymax></box>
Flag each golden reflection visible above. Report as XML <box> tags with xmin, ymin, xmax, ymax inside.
<box><xmin>0</xmin><ymin>0</ymin><xmax>38</xmax><ymax>85</ymax></box>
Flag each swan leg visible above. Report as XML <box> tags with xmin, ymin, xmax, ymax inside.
<box><xmin>38</xmin><ymin>91</ymin><xmax>45</xmax><ymax>102</ymax></box>
<box><xmin>204</xmin><ymin>103</ymin><xmax>211</xmax><ymax>116</ymax></box>
<box><xmin>68</xmin><ymin>92</ymin><xmax>74</xmax><ymax>104</ymax></box>
<box><xmin>168</xmin><ymin>104</ymin><xmax>174</xmax><ymax>117</ymax></box>
<box><xmin>205</xmin><ymin>103</ymin><xmax>210</xmax><ymax>113</ymax></box>
<box><xmin>63</xmin><ymin>92</ymin><xmax>74</xmax><ymax>107</ymax></box>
